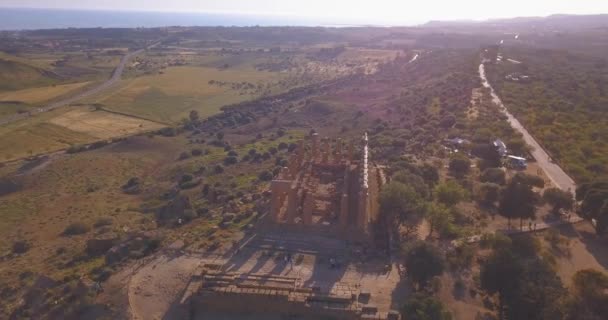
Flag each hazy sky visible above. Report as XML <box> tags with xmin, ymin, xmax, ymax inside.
<box><xmin>2</xmin><ymin>0</ymin><xmax>608</xmax><ymax>24</ymax></box>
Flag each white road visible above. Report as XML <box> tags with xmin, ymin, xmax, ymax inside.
<box><xmin>479</xmin><ymin>63</ymin><xmax>576</xmax><ymax>193</ymax></box>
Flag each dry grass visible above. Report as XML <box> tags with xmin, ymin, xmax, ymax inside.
<box><xmin>0</xmin><ymin>81</ymin><xmax>92</xmax><ymax>105</ymax></box>
<box><xmin>49</xmin><ymin>108</ymin><xmax>165</xmax><ymax>139</ymax></box>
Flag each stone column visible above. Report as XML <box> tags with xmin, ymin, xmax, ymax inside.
<box><xmin>335</xmin><ymin>138</ymin><xmax>343</xmax><ymax>163</ymax></box>
<box><xmin>312</xmin><ymin>133</ymin><xmax>319</xmax><ymax>161</ymax></box>
<box><xmin>286</xmin><ymin>185</ymin><xmax>298</xmax><ymax>224</ymax></box>
<box><xmin>340</xmin><ymin>193</ymin><xmax>349</xmax><ymax>227</ymax></box>
<box><xmin>297</xmin><ymin>140</ymin><xmax>305</xmax><ymax>161</ymax></box>
<box><xmin>303</xmin><ymin>192</ymin><xmax>314</xmax><ymax>225</ymax></box>
<box><xmin>288</xmin><ymin>154</ymin><xmax>299</xmax><ymax>177</ymax></box>
<box><xmin>358</xmin><ymin>187</ymin><xmax>369</xmax><ymax>232</ymax></box>
<box><xmin>271</xmin><ymin>180</ymin><xmax>290</xmax><ymax>223</ymax></box>
<box><xmin>347</xmin><ymin>141</ymin><xmax>355</xmax><ymax>162</ymax></box>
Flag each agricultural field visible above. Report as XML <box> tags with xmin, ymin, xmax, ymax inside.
<box><xmin>48</xmin><ymin>108</ymin><xmax>165</xmax><ymax>139</ymax></box>
<box><xmin>86</xmin><ymin>65</ymin><xmax>283</xmax><ymax>123</ymax></box>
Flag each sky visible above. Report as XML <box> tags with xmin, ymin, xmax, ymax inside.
<box><xmin>2</xmin><ymin>0</ymin><xmax>608</xmax><ymax>24</ymax></box>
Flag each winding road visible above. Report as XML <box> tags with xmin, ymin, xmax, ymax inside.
<box><xmin>0</xmin><ymin>43</ymin><xmax>158</xmax><ymax>126</ymax></box>
<box><xmin>478</xmin><ymin>62</ymin><xmax>576</xmax><ymax>193</ymax></box>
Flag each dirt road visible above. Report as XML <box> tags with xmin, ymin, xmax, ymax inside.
<box><xmin>479</xmin><ymin>63</ymin><xmax>576</xmax><ymax>193</ymax></box>
<box><xmin>0</xmin><ymin>42</ymin><xmax>158</xmax><ymax>126</ymax></box>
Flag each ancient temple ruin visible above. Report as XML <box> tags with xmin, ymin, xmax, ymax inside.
<box><xmin>268</xmin><ymin>132</ymin><xmax>381</xmax><ymax>241</ymax></box>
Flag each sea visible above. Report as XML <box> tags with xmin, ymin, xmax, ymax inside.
<box><xmin>0</xmin><ymin>8</ymin><xmax>405</xmax><ymax>30</ymax></box>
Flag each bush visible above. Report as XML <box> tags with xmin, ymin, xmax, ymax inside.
<box><xmin>93</xmin><ymin>217</ymin><xmax>113</xmax><ymax>228</ymax></box>
<box><xmin>259</xmin><ymin>170</ymin><xmax>273</xmax><ymax>181</ymax></box>
<box><xmin>178</xmin><ymin>151</ymin><xmax>190</xmax><ymax>160</ymax></box>
<box><xmin>402</xmin><ymin>292</ymin><xmax>452</xmax><ymax>320</ymax></box>
<box><xmin>191</xmin><ymin>148</ymin><xmax>203</xmax><ymax>156</ymax></box>
<box><xmin>224</xmin><ymin>156</ymin><xmax>238</xmax><ymax>165</ymax></box>
<box><xmin>480</xmin><ymin>168</ymin><xmax>506</xmax><ymax>185</ymax></box>
<box><xmin>449</xmin><ymin>155</ymin><xmax>471</xmax><ymax>177</ymax></box>
<box><xmin>513</xmin><ymin>172</ymin><xmax>545</xmax><ymax>188</ymax></box>
<box><xmin>12</xmin><ymin>240</ymin><xmax>30</xmax><ymax>254</ymax></box>
<box><xmin>214</xmin><ymin>164</ymin><xmax>224</xmax><ymax>174</ymax></box>
<box><xmin>63</xmin><ymin>222</ymin><xmax>90</xmax><ymax>236</ymax></box>
<box><xmin>477</xmin><ymin>183</ymin><xmax>501</xmax><ymax>204</ymax></box>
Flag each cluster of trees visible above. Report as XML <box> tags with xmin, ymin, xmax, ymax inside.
<box><xmin>480</xmin><ymin>233</ymin><xmax>608</xmax><ymax>320</ymax></box>
<box><xmin>380</xmin><ymin>160</ymin><xmax>466</xmax><ymax>239</ymax></box>
<box><xmin>576</xmin><ymin>180</ymin><xmax>608</xmax><ymax>234</ymax></box>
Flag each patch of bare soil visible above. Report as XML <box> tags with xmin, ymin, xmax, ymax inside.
<box><xmin>127</xmin><ymin>253</ymin><xmax>202</xmax><ymax>320</ymax></box>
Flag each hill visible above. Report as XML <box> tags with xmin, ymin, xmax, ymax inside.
<box><xmin>0</xmin><ymin>58</ymin><xmax>60</xmax><ymax>92</ymax></box>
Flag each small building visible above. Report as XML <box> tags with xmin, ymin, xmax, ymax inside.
<box><xmin>493</xmin><ymin>139</ymin><xmax>508</xmax><ymax>157</ymax></box>
<box><xmin>507</xmin><ymin>155</ymin><xmax>527</xmax><ymax>169</ymax></box>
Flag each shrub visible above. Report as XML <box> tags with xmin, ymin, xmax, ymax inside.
<box><xmin>477</xmin><ymin>183</ymin><xmax>501</xmax><ymax>204</ymax></box>
<box><xmin>214</xmin><ymin>164</ymin><xmax>224</xmax><ymax>174</ymax></box>
<box><xmin>480</xmin><ymin>168</ymin><xmax>506</xmax><ymax>185</ymax></box>
<box><xmin>227</xmin><ymin>150</ymin><xmax>238</xmax><ymax>157</ymax></box>
<box><xmin>12</xmin><ymin>240</ymin><xmax>30</xmax><ymax>254</ymax></box>
<box><xmin>63</xmin><ymin>222</ymin><xmax>90</xmax><ymax>236</ymax></box>
<box><xmin>178</xmin><ymin>152</ymin><xmax>190</xmax><ymax>160</ymax></box>
<box><xmin>224</xmin><ymin>156</ymin><xmax>238</xmax><ymax>165</ymax></box>
<box><xmin>435</xmin><ymin>181</ymin><xmax>467</xmax><ymax>207</ymax></box>
<box><xmin>93</xmin><ymin>217</ymin><xmax>113</xmax><ymax>228</ymax></box>
<box><xmin>259</xmin><ymin>170</ymin><xmax>273</xmax><ymax>181</ymax></box>
<box><xmin>191</xmin><ymin>148</ymin><xmax>203</xmax><ymax>156</ymax></box>
<box><xmin>448</xmin><ymin>155</ymin><xmax>471</xmax><ymax>177</ymax></box>
<box><xmin>513</xmin><ymin>172</ymin><xmax>545</xmax><ymax>188</ymax></box>
<box><xmin>278</xmin><ymin>142</ymin><xmax>288</xmax><ymax>150</ymax></box>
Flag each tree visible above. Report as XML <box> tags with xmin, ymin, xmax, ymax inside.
<box><xmin>189</xmin><ymin>110</ymin><xmax>199</xmax><ymax>122</ymax></box>
<box><xmin>480</xmin><ymin>240</ymin><xmax>566</xmax><ymax>320</ymax></box>
<box><xmin>425</xmin><ymin>203</ymin><xmax>452</xmax><ymax>238</ymax></box>
<box><xmin>393</xmin><ymin>170</ymin><xmax>430</xmax><ymax>199</ymax></box>
<box><xmin>480</xmin><ymin>168</ymin><xmax>506</xmax><ymax>185</ymax></box>
<box><xmin>472</xmin><ymin>143</ymin><xmax>502</xmax><ymax>169</ymax></box>
<box><xmin>512</xmin><ymin>172</ymin><xmax>545</xmax><ymax>188</ymax></box>
<box><xmin>404</xmin><ymin>241</ymin><xmax>445</xmax><ymax>290</ymax></box>
<box><xmin>448</xmin><ymin>155</ymin><xmax>471</xmax><ymax>177</ymax></box>
<box><xmin>499</xmin><ymin>179</ymin><xmax>538</xmax><ymax>229</ymax></box>
<box><xmin>420</xmin><ymin>163</ymin><xmax>439</xmax><ymax>186</ymax></box>
<box><xmin>402</xmin><ymin>293</ymin><xmax>453</xmax><ymax>320</ymax></box>
<box><xmin>576</xmin><ymin>180</ymin><xmax>608</xmax><ymax>234</ymax></box>
<box><xmin>543</xmin><ymin>188</ymin><xmax>574</xmax><ymax>214</ymax></box>
<box><xmin>434</xmin><ymin>181</ymin><xmax>466</xmax><ymax>207</ymax></box>
<box><xmin>380</xmin><ymin>182</ymin><xmax>426</xmax><ymax>234</ymax></box>
<box><xmin>571</xmin><ymin>269</ymin><xmax>608</xmax><ymax>318</ymax></box>
<box><xmin>477</xmin><ymin>182</ymin><xmax>500</xmax><ymax>205</ymax></box>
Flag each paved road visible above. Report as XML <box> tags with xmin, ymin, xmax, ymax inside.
<box><xmin>0</xmin><ymin>43</ymin><xmax>158</xmax><ymax>126</ymax></box>
<box><xmin>478</xmin><ymin>63</ymin><xmax>576</xmax><ymax>193</ymax></box>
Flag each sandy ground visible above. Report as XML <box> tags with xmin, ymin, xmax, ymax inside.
<box><xmin>49</xmin><ymin>108</ymin><xmax>164</xmax><ymax>139</ymax></box>
<box><xmin>127</xmin><ymin>253</ymin><xmax>203</xmax><ymax>320</ymax></box>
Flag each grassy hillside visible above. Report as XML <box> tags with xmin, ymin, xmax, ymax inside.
<box><xmin>0</xmin><ymin>58</ymin><xmax>60</xmax><ymax>92</ymax></box>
